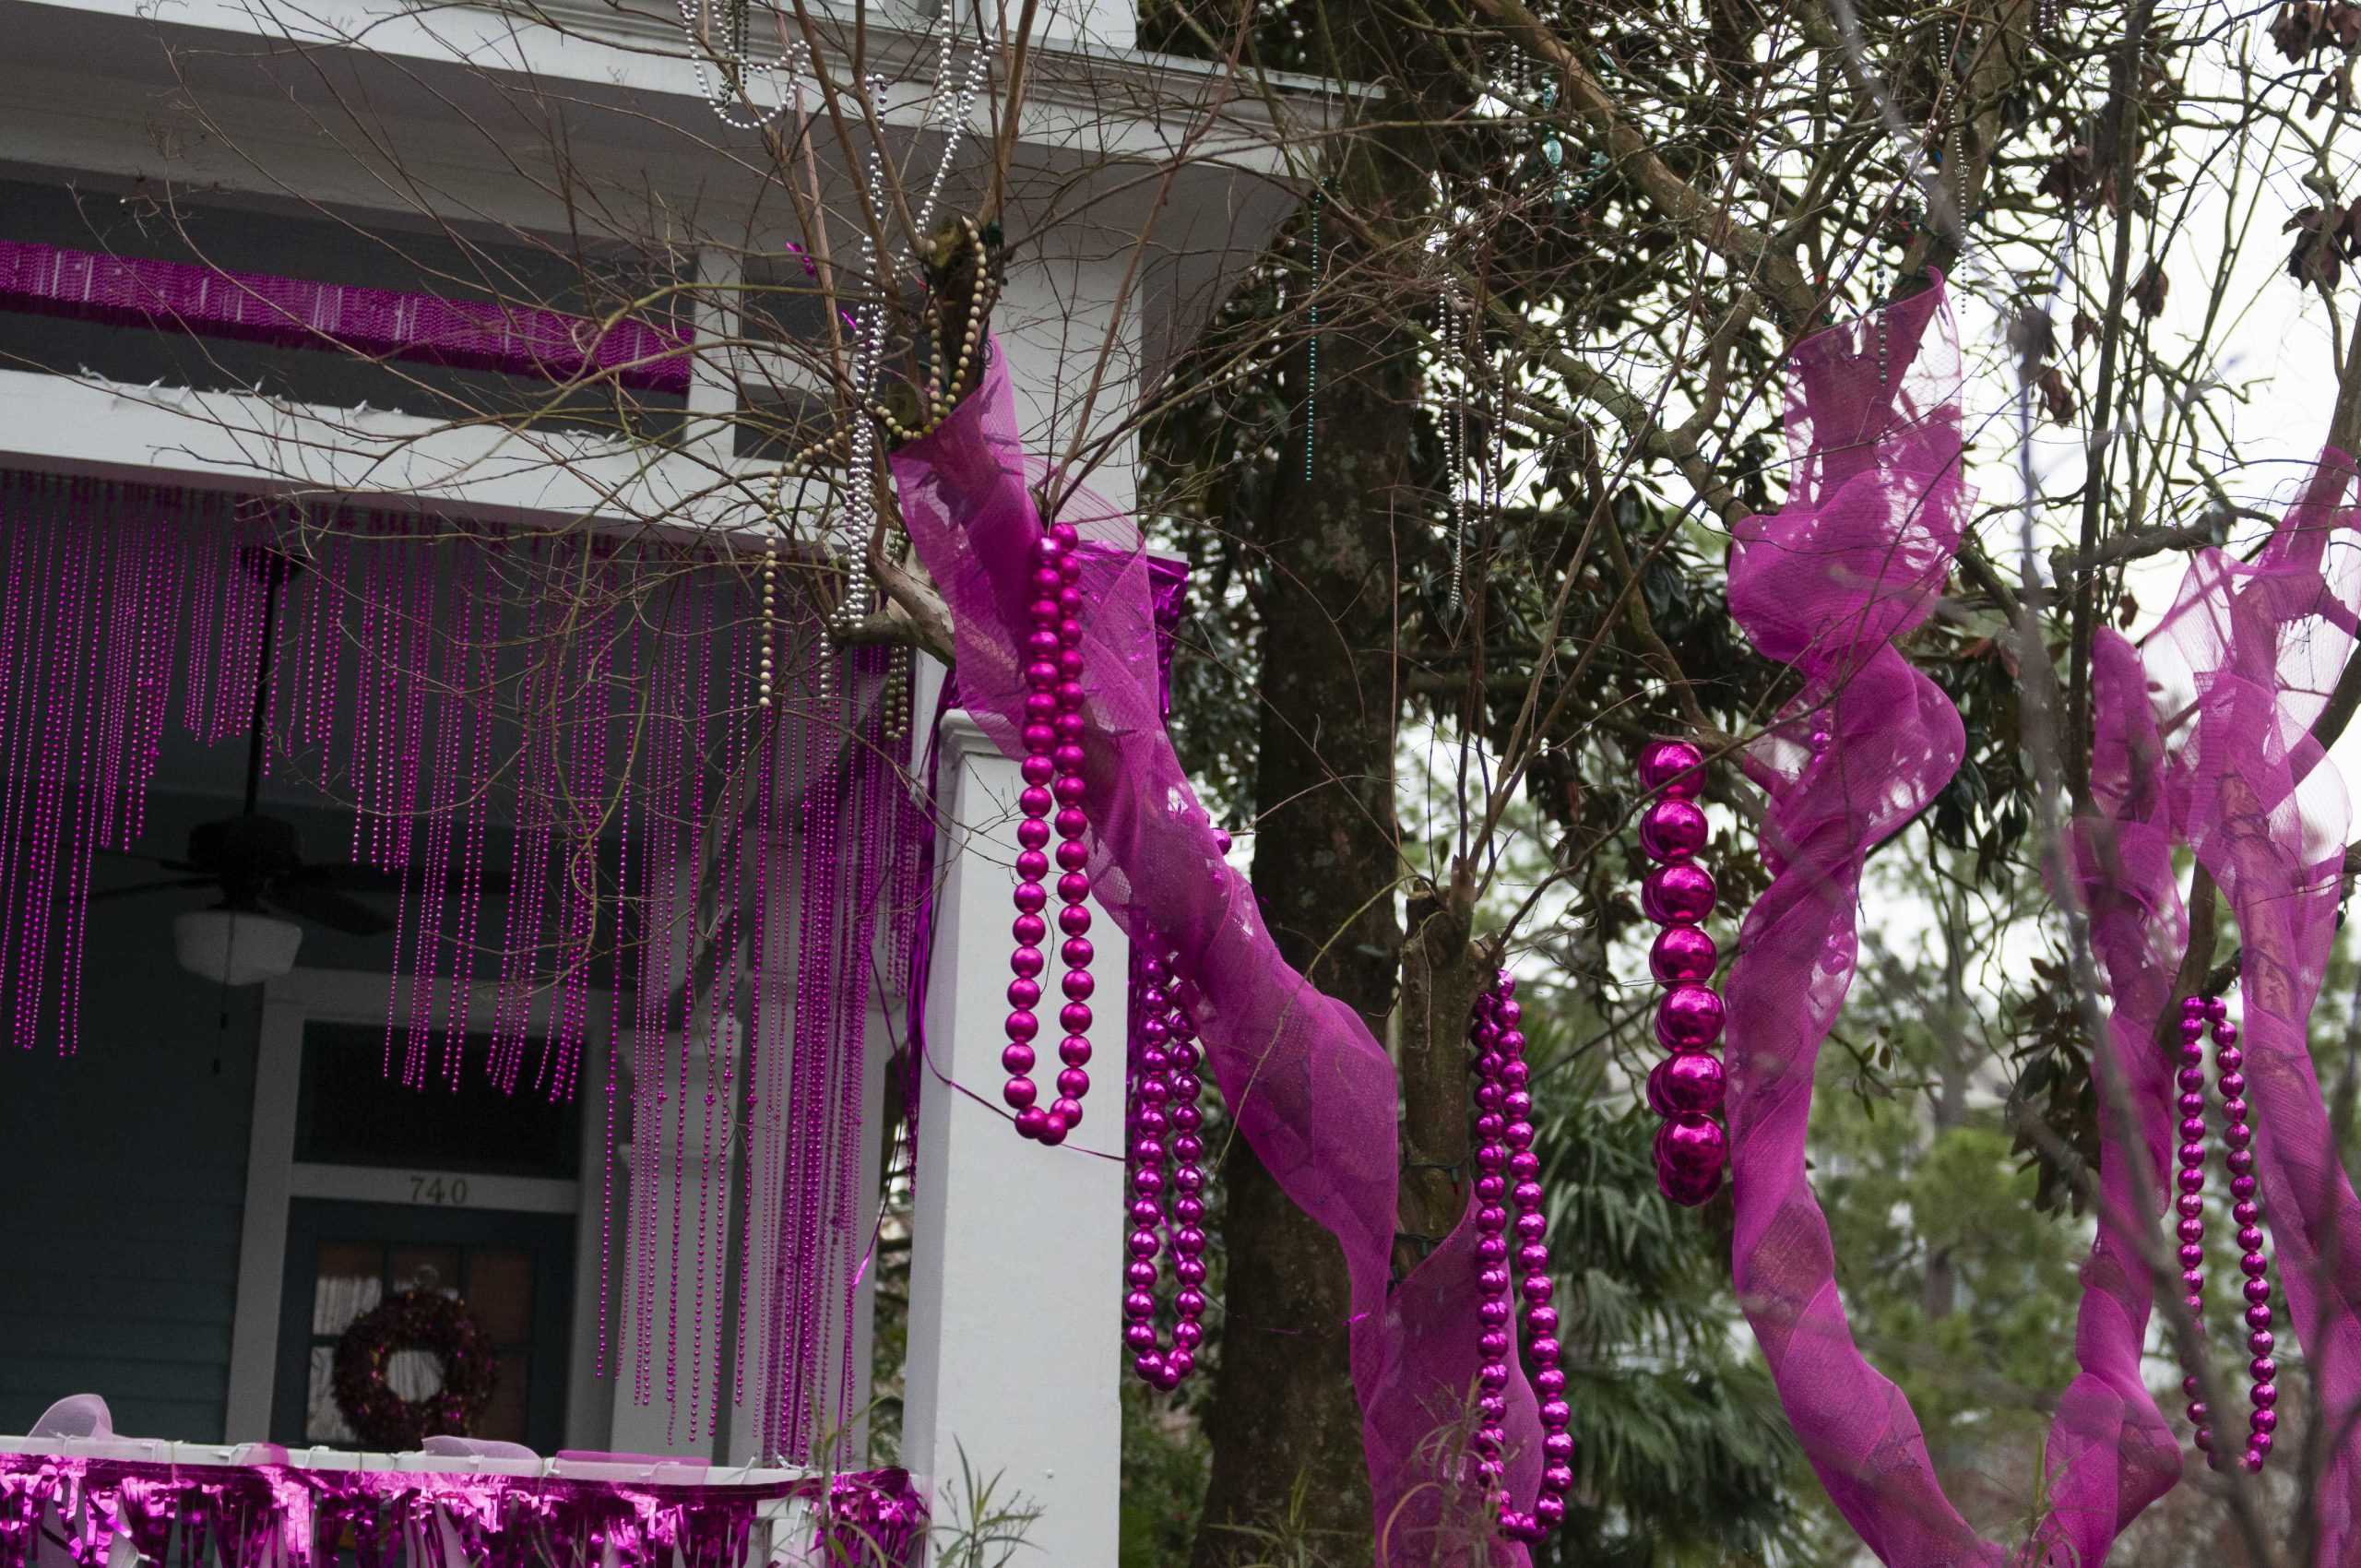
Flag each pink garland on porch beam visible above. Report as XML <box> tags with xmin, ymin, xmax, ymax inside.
<box><xmin>1723</xmin><ymin>268</ymin><xmax>2361</xmax><ymax>1564</ymax></box>
<box><xmin>0</xmin><ymin>239</ymin><xmax>694</xmax><ymax>394</ymax></box>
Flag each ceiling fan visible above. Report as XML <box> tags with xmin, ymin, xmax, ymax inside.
<box><xmin>90</xmin><ymin>546</ymin><xmax>411</xmax><ymax>977</ymax></box>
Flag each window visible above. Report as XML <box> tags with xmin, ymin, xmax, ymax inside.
<box><xmin>293</xmin><ymin>1022</ymin><xmax>582</xmax><ymax>1180</ymax></box>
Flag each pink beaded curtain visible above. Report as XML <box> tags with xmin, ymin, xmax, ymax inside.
<box><xmin>0</xmin><ymin>471</ymin><xmax>921</xmax><ymax>1464</ymax></box>
<box><xmin>1725</xmin><ymin>267</ymin><xmax>2361</xmax><ymax>1563</ymax></box>
<box><xmin>891</xmin><ymin>345</ymin><xmax>1544</xmax><ymax>1566</ymax></box>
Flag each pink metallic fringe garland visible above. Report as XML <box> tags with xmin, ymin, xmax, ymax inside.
<box><xmin>0</xmin><ymin>239</ymin><xmax>694</xmax><ymax>394</ymax></box>
<box><xmin>0</xmin><ymin>1453</ymin><xmax>926</xmax><ymax>1568</ymax></box>
<box><xmin>0</xmin><ymin>471</ymin><xmax>925</xmax><ymax>1467</ymax></box>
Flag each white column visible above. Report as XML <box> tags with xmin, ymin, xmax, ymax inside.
<box><xmin>612</xmin><ymin>802</ymin><xmax>887</xmax><ymax>1467</ymax></box>
<box><xmin>683</xmin><ymin>245</ymin><xmax>742</xmax><ymax>471</ymax></box>
<box><xmin>901</xmin><ymin>690</ymin><xmax>1124</xmax><ymax>1564</ymax></box>
<box><xmin>1038</xmin><ymin>0</ymin><xmax>1139</xmax><ymax>51</ymax></box>
<box><xmin>608</xmin><ymin>1022</ymin><xmax>743</xmax><ymax>1461</ymax></box>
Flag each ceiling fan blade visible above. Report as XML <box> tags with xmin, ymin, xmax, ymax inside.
<box><xmin>93</xmin><ymin>849</ymin><xmax>204</xmax><ymax>874</ymax></box>
<box><xmin>289</xmin><ymin>862</ymin><xmax>406</xmax><ymax>895</ymax></box>
<box><xmin>462</xmin><ymin>866</ymin><xmax>515</xmax><ymax>900</ymax></box>
<box><xmin>265</xmin><ymin>881</ymin><xmax>396</xmax><ymax>937</ymax></box>
<box><xmin>310</xmin><ymin>861</ymin><xmax>516</xmax><ymax>902</ymax></box>
<box><xmin>77</xmin><ymin>876</ymin><xmax>218</xmax><ymax>905</ymax></box>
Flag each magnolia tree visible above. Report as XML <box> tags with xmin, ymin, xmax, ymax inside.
<box><xmin>30</xmin><ymin>0</ymin><xmax>2361</xmax><ymax>1562</ymax></box>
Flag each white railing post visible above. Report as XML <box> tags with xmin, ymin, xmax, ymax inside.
<box><xmin>900</xmin><ymin>683</ymin><xmax>1124</xmax><ymax>1563</ymax></box>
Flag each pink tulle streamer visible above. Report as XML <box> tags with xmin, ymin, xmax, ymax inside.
<box><xmin>1723</xmin><ymin>272</ymin><xmax>1998</xmax><ymax>1567</ymax></box>
<box><xmin>1726</xmin><ymin>270</ymin><xmax>2361</xmax><ymax>1563</ymax></box>
<box><xmin>891</xmin><ymin>347</ymin><xmax>1539</xmax><ymax>1565</ymax></box>
<box><xmin>2136</xmin><ymin>453</ymin><xmax>2361</xmax><ymax>1562</ymax></box>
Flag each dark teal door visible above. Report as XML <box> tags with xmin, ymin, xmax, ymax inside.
<box><xmin>271</xmin><ymin>1198</ymin><xmax>573</xmax><ymax>1453</ymax></box>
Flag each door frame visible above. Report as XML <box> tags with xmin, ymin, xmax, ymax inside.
<box><xmin>224</xmin><ymin>968</ymin><xmax>611</xmax><ymax>1451</ymax></box>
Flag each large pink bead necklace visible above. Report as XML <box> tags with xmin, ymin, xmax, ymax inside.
<box><xmin>2173</xmin><ymin>993</ymin><xmax>2280</xmax><ymax>1472</ymax></box>
<box><xmin>1002</xmin><ymin>519</ymin><xmax>1096</xmax><ymax>1145</ymax></box>
<box><xmin>1466</xmin><ymin>969</ymin><xmax>1574</xmax><ymax>1541</ymax></box>
<box><xmin>1635</xmin><ymin>738</ymin><xmax>1729</xmax><ymax>1205</ymax></box>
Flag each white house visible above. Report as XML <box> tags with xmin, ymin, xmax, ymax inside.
<box><xmin>0</xmin><ymin>1</ymin><xmax>1300</xmax><ymax>1560</ymax></box>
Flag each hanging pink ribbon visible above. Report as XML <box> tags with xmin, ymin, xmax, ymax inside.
<box><xmin>1726</xmin><ymin>266</ymin><xmax>2361</xmax><ymax>1564</ymax></box>
<box><xmin>1722</xmin><ymin>272</ymin><xmax>1999</xmax><ymax>1567</ymax></box>
<box><xmin>892</xmin><ymin>341</ymin><xmax>1539</xmax><ymax>1564</ymax></box>
<box><xmin>2140</xmin><ymin>454</ymin><xmax>2361</xmax><ymax>1561</ymax></box>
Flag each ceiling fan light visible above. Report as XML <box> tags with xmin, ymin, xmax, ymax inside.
<box><xmin>173</xmin><ymin>909</ymin><xmax>303</xmax><ymax>987</ymax></box>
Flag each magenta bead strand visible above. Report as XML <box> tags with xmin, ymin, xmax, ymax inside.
<box><xmin>2209</xmin><ymin>998</ymin><xmax>2278</xmax><ymax>1473</ymax></box>
<box><xmin>2172</xmin><ymin>994</ymin><xmax>2281</xmax><ymax>1475</ymax></box>
<box><xmin>1006</xmin><ymin>519</ymin><xmax>1096</xmax><ymax>1144</ymax></box>
<box><xmin>2173</xmin><ymin>995</ymin><xmax>2217</xmax><ymax>1464</ymax></box>
<box><xmin>1122</xmin><ymin>826</ymin><xmax>1227</xmax><ymax>1389</ymax></box>
<box><xmin>1637</xmin><ymin>738</ymin><xmax>1727</xmax><ymax>1206</ymax></box>
<box><xmin>1466</xmin><ymin>971</ymin><xmax>1574</xmax><ymax>1542</ymax></box>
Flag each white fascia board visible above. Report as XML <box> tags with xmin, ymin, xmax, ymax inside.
<box><xmin>0</xmin><ymin>363</ymin><xmax>789</xmax><ymax>536</ymax></box>
<box><xmin>2</xmin><ymin>0</ymin><xmax>1316</xmax><ymax>171</ymax></box>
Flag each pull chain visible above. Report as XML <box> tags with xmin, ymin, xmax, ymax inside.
<box><xmin>1302</xmin><ymin>184</ymin><xmax>1327</xmax><ymax>486</ymax></box>
<box><xmin>1443</xmin><ymin>291</ymin><xmax>1470</xmax><ymax>619</ymax></box>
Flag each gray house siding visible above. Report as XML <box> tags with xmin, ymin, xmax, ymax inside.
<box><xmin>0</xmin><ymin>930</ymin><xmax>259</xmax><ymax>1441</ymax></box>
<box><xmin>0</xmin><ymin>791</ymin><xmax>421</xmax><ymax>1443</ymax></box>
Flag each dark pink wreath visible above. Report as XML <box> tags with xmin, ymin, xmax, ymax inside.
<box><xmin>331</xmin><ymin>1289</ymin><xmax>498</xmax><ymax>1450</ymax></box>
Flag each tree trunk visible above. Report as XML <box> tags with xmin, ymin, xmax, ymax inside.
<box><xmin>1191</xmin><ymin>244</ymin><xmax>1416</xmax><ymax>1567</ymax></box>
<box><xmin>1397</xmin><ymin>881</ymin><xmax>1484</xmax><ymax>1271</ymax></box>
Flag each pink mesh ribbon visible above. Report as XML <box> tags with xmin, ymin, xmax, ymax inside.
<box><xmin>1723</xmin><ymin>272</ymin><xmax>1996</xmax><ymax>1566</ymax></box>
<box><xmin>1728</xmin><ymin>267</ymin><xmax>2361</xmax><ymax>1563</ymax></box>
<box><xmin>892</xmin><ymin>347</ymin><xmax>1540</xmax><ymax>1564</ymax></box>
<box><xmin>2042</xmin><ymin>628</ymin><xmax>2184</xmax><ymax>1562</ymax></box>
<box><xmin>2141</xmin><ymin>454</ymin><xmax>2361</xmax><ymax>1562</ymax></box>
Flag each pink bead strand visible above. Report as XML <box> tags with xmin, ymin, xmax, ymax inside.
<box><xmin>1635</xmin><ymin>737</ymin><xmax>1729</xmax><ymax>1205</ymax></box>
<box><xmin>1121</xmin><ymin>855</ymin><xmax>1219</xmax><ymax>1392</ymax></box>
<box><xmin>2171</xmin><ymin>994</ymin><xmax>2216</xmax><ymax>1462</ymax></box>
<box><xmin>2173</xmin><ymin>994</ymin><xmax>2280</xmax><ymax>1473</ymax></box>
<box><xmin>1003</xmin><ymin>517</ymin><xmax>1095</xmax><ymax>1145</ymax></box>
<box><xmin>1466</xmin><ymin>970</ymin><xmax>1573</xmax><ymax>1541</ymax></box>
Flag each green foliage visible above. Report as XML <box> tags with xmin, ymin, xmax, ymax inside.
<box><xmin>1816</xmin><ymin>1100</ymin><xmax>2085</xmax><ymax>1445</ymax></box>
<box><xmin>1518</xmin><ymin>1002</ymin><xmax>1811</xmax><ymax>1568</ymax></box>
<box><xmin>926</xmin><ymin>1446</ymin><xmax>1046</xmax><ymax>1568</ymax></box>
<box><xmin>2004</xmin><ymin>952</ymin><xmax>2104</xmax><ymax>1219</ymax></box>
<box><xmin>1120</xmin><ymin>1350</ymin><xmax>1215</xmax><ymax>1566</ymax></box>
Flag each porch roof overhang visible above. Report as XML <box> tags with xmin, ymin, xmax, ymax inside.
<box><xmin>0</xmin><ymin>0</ymin><xmax>1331</xmax><ymax>388</ymax></box>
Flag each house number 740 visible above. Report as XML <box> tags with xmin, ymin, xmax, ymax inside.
<box><xmin>409</xmin><ymin>1175</ymin><xmax>471</xmax><ymax>1206</ymax></box>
